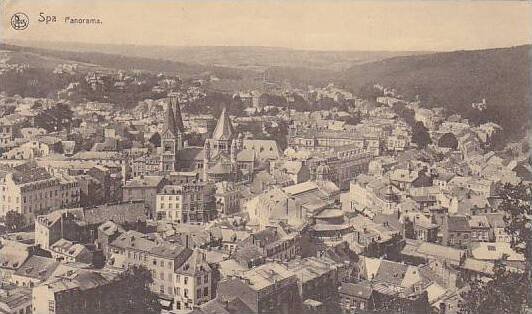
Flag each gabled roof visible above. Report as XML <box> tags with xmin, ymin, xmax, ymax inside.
<box><xmin>124</xmin><ymin>176</ymin><xmax>165</xmax><ymax>188</ymax></box>
<box><xmin>338</xmin><ymin>282</ymin><xmax>374</xmax><ymax>299</ymax></box>
<box><xmin>83</xmin><ymin>202</ymin><xmax>147</xmax><ymax>225</ymax></box>
<box><xmin>0</xmin><ymin>245</ymin><xmax>30</xmax><ymax>270</ymax></box>
<box><xmin>242</xmin><ymin>140</ymin><xmax>280</xmax><ymax>160</ymax></box>
<box><xmin>98</xmin><ymin>221</ymin><xmax>125</xmax><ymax>236</ymax></box>
<box><xmin>178</xmin><ymin>147</ymin><xmax>205</xmax><ymax>162</ymax></box>
<box><xmin>176</xmin><ymin>250</ymin><xmax>210</xmax><ymax>275</ymax></box>
<box><xmin>10</xmin><ymin>162</ymin><xmax>55</xmax><ymax>185</ymax></box>
<box><xmin>209</xmin><ymin>161</ymin><xmax>233</xmax><ymax>174</ymax></box>
<box><xmin>373</xmin><ymin>260</ymin><xmax>409</xmax><ymax>286</ymax></box>
<box><xmin>212</xmin><ymin>107</ymin><xmax>235</xmax><ymax>141</ymax></box>
<box><xmin>482</xmin><ymin>213</ymin><xmax>506</xmax><ymax>228</ymax></box>
<box><xmin>232</xmin><ymin>244</ymin><xmax>263</xmax><ymax>264</ymax></box>
<box><xmin>110</xmin><ymin>230</ymin><xmax>156</xmax><ymax>252</ymax></box>
<box><xmin>236</xmin><ymin>150</ymin><xmax>255</xmax><ymax>162</ymax></box>
<box><xmin>50</xmin><ymin>239</ymin><xmax>89</xmax><ymax>258</ymax></box>
<box><xmin>445</xmin><ymin>215</ymin><xmax>471</xmax><ymax>232</ymax></box>
<box><xmin>469</xmin><ymin>215</ymin><xmax>490</xmax><ymax>229</ymax></box>
<box><xmin>14</xmin><ymin>255</ymin><xmax>60</xmax><ymax>280</ymax></box>
<box><xmin>470</xmin><ymin>242</ymin><xmax>525</xmax><ymax>261</ymax></box>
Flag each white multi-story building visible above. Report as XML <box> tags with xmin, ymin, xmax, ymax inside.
<box><xmin>0</xmin><ymin>163</ymin><xmax>80</xmax><ymax>223</ymax></box>
<box><xmin>108</xmin><ymin>230</ymin><xmax>214</xmax><ymax>311</ymax></box>
<box><xmin>155</xmin><ymin>183</ymin><xmax>216</xmax><ymax>224</ymax></box>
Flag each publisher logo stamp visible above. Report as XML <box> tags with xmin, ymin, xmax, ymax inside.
<box><xmin>11</xmin><ymin>12</ymin><xmax>29</xmax><ymax>30</ymax></box>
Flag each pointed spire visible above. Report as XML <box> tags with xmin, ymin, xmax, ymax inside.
<box><xmin>212</xmin><ymin>106</ymin><xmax>235</xmax><ymax>141</ymax></box>
<box><xmin>171</xmin><ymin>97</ymin><xmax>185</xmax><ymax>133</ymax></box>
<box><xmin>163</xmin><ymin>98</ymin><xmax>177</xmax><ymax>136</ymax></box>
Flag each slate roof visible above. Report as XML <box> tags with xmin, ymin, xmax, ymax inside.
<box><xmin>110</xmin><ymin>230</ymin><xmax>156</xmax><ymax>252</ymax></box>
<box><xmin>240</xmin><ymin>262</ymin><xmax>295</xmax><ymax>291</ymax></box>
<box><xmin>232</xmin><ymin>244</ymin><xmax>263</xmax><ymax>265</ymax></box>
<box><xmin>149</xmin><ymin>242</ymin><xmax>191</xmax><ymax>262</ymax></box>
<box><xmin>401</xmin><ymin>239</ymin><xmax>464</xmax><ymax>263</ymax></box>
<box><xmin>83</xmin><ymin>202</ymin><xmax>147</xmax><ymax>225</ymax></box>
<box><xmin>373</xmin><ymin>260</ymin><xmax>409</xmax><ymax>286</ymax></box>
<box><xmin>176</xmin><ymin>250</ymin><xmax>211</xmax><ymax>276</ymax></box>
<box><xmin>208</xmin><ymin>161</ymin><xmax>232</xmax><ymax>174</ymax></box>
<box><xmin>124</xmin><ymin>176</ymin><xmax>165</xmax><ymax>188</ymax></box>
<box><xmin>470</xmin><ymin>242</ymin><xmax>525</xmax><ymax>261</ymax></box>
<box><xmin>483</xmin><ymin>213</ymin><xmax>506</xmax><ymax>228</ymax></box>
<box><xmin>212</xmin><ymin>107</ymin><xmax>235</xmax><ymax>141</ymax></box>
<box><xmin>162</xmin><ymin>99</ymin><xmax>178</xmax><ymax>137</ymax></box>
<box><xmin>11</xmin><ymin>162</ymin><xmax>54</xmax><ymax>185</ymax></box>
<box><xmin>461</xmin><ymin>258</ymin><xmax>494</xmax><ymax>275</ymax></box>
<box><xmin>236</xmin><ymin>150</ymin><xmax>255</xmax><ymax>162</ymax></box>
<box><xmin>50</xmin><ymin>239</ymin><xmax>89</xmax><ymax>258</ymax></box>
<box><xmin>178</xmin><ymin>147</ymin><xmax>205</xmax><ymax>162</ymax></box>
<box><xmin>251</xmin><ymin>228</ymin><xmax>281</xmax><ymax>245</ymax></box>
<box><xmin>469</xmin><ymin>215</ymin><xmax>490</xmax><ymax>228</ymax></box>
<box><xmin>171</xmin><ymin>97</ymin><xmax>185</xmax><ymax>133</ymax></box>
<box><xmin>338</xmin><ymin>282</ymin><xmax>374</xmax><ymax>299</ymax></box>
<box><xmin>0</xmin><ymin>245</ymin><xmax>30</xmax><ymax>270</ymax></box>
<box><xmin>446</xmin><ymin>215</ymin><xmax>471</xmax><ymax>232</ymax></box>
<box><xmin>242</xmin><ymin>139</ymin><xmax>280</xmax><ymax>160</ymax></box>
<box><xmin>0</xmin><ymin>286</ymin><xmax>32</xmax><ymax>310</ymax></box>
<box><xmin>98</xmin><ymin>221</ymin><xmax>125</xmax><ymax>236</ymax></box>
<box><xmin>14</xmin><ymin>255</ymin><xmax>60</xmax><ymax>281</ymax></box>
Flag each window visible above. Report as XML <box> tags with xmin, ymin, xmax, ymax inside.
<box><xmin>184</xmin><ymin>289</ymin><xmax>188</xmax><ymax>298</ymax></box>
<box><xmin>196</xmin><ymin>276</ymin><xmax>201</xmax><ymax>284</ymax></box>
<box><xmin>204</xmin><ymin>287</ymin><xmax>209</xmax><ymax>297</ymax></box>
<box><xmin>175</xmin><ymin>287</ymin><xmax>180</xmax><ymax>295</ymax></box>
<box><xmin>197</xmin><ymin>289</ymin><xmax>201</xmax><ymax>297</ymax></box>
<box><xmin>204</xmin><ymin>275</ymin><xmax>209</xmax><ymax>284</ymax></box>
<box><xmin>48</xmin><ymin>300</ymin><xmax>55</xmax><ymax>312</ymax></box>
<box><xmin>160</xmin><ymin>285</ymin><xmax>164</xmax><ymax>293</ymax></box>
<box><xmin>160</xmin><ymin>272</ymin><xmax>164</xmax><ymax>280</ymax></box>
<box><xmin>176</xmin><ymin>274</ymin><xmax>180</xmax><ymax>283</ymax></box>
<box><xmin>184</xmin><ymin>277</ymin><xmax>188</xmax><ymax>284</ymax></box>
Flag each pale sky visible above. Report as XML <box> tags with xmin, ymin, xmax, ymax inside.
<box><xmin>1</xmin><ymin>0</ymin><xmax>530</xmax><ymax>51</ymax></box>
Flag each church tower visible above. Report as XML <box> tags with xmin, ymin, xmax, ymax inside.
<box><xmin>160</xmin><ymin>97</ymin><xmax>185</xmax><ymax>172</ymax></box>
<box><xmin>211</xmin><ymin>106</ymin><xmax>235</xmax><ymax>155</ymax></box>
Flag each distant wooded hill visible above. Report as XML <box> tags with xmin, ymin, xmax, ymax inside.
<box><xmin>0</xmin><ymin>43</ymin><xmax>251</xmax><ymax>80</ymax></box>
<box><xmin>339</xmin><ymin>45</ymin><xmax>530</xmax><ymax>140</ymax></box>
<box><xmin>1</xmin><ymin>42</ymin><xmax>528</xmax><ymax>141</ymax></box>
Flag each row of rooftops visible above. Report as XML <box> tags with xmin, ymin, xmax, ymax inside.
<box><xmin>36</xmin><ymin>202</ymin><xmax>147</xmax><ymax>228</ymax></box>
<box><xmin>108</xmin><ymin>229</ymin><xmax>211</xmax><ymax>276</ymax></box>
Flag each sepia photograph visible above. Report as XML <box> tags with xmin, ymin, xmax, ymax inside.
<box><xmin>0</xmin><ymin>0</ymin><xmax>530</xmax><ymax>313</ymax></box>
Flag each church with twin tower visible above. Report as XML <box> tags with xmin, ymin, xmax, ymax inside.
<box><xmin>159</xmin><ymin>97</ymin><xmax>257</xmax><ymax>182</ymax></box>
